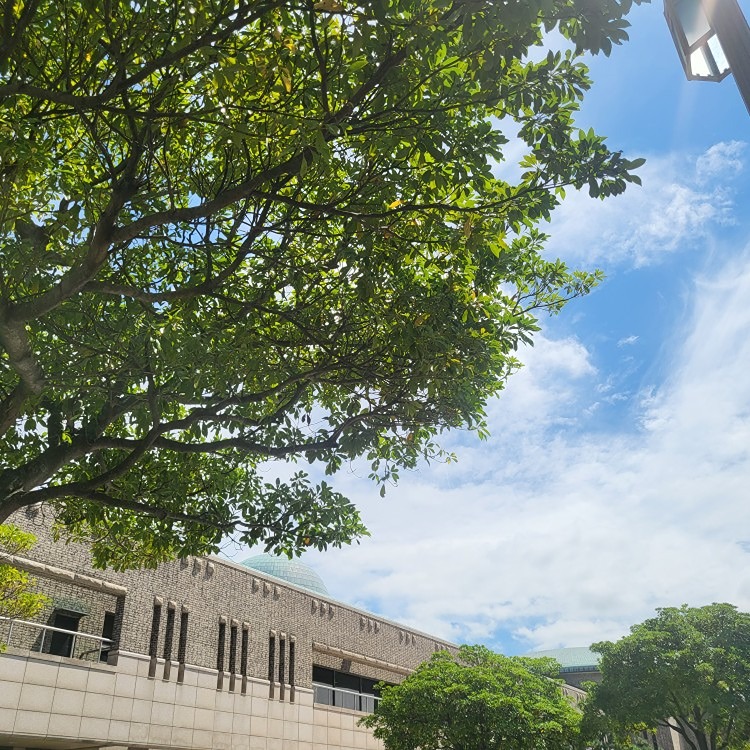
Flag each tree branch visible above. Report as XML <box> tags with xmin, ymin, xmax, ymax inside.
<box><xmin>83</xmin><ymin>195</ymin><xmax>275</xmax><ymax>304</ymax></box>
<box><xmin>107</xmin><ymin>41</ymin><xmax>412</xmax><ymax>244</ymax></box>
<box><xmin>0</xmin><ymin>383</ymin><xmax>27</xmax><ymax>436</ymax></box>
<box><xmin>8</xmin><ymin>141</ymin><xmax>145</xmax><ymax>323</ymax></box>
<box><xmin>0</xmin><ymin>2</ymin><xmax>279</xmax><ymax>109</ymax></box>
<box><xmin>57</xmin><ymin>489</ymin><xmax>236</xmax><ymax>532</ymax></box>
<box><xmin>0</xmin><ymin>312</ymin><xmax>46</xmax><ymax>395</ymax></box>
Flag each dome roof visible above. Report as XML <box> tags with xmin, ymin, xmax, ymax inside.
<box><xmin>526</xmin><ymin>646</ymin><xmax>600</xmax><ymax>672</ymax></box>
<box><xmin>240</xmin><ymin>554</ymin><xmax>329</xmax><ymax>596</ymax></box>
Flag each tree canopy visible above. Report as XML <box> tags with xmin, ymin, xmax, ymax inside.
<box><xmin>0</xmin><ymin>0</ymin><xmax>644</xmax><ymax>567</ymax></box>
<box><xmin>362</xmin><ymin>645</ymin><xmax>581</xmax><ymax>750</ymax></box>
<box><xmin>583</xmin><ymin>604</ymin><xmax>750</xmax><ymax>750</ymax></box>
<box><xmin>0</xmin><ymin>524</ymin><xmax>50</xmax><ymax>647</ymax></box>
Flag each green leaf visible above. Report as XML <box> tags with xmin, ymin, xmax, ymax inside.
<box><xmin>0</xmin><ymin>0</ymin><xmax>641</xmax><ymax>567</ymax></box>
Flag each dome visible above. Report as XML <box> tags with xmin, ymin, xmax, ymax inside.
<box><xmin>526</xmin><ymin>646</ymin><xmax>600</xmax><ymax>672</ymax></box>
<box><xmin>240</xmin><ymin>554</ymin><xmax>329</xmax><ymax>596</ymax></box>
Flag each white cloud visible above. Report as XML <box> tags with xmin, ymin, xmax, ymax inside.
<box><xmin>696</xmin><ymin>141</ymin><xmax>745</xmax><ymax>181</ymax></box>
<box><xmin>544</xmin><ymin>143</ymin><xmax>745</xmax><ymax>268</ymax></box>
<box><xmin>617</xmin><ymin>335</ymin><xmax>639</xmax><ymax>347</ymax></box>
<box><xmin>288</xmin><ymin>247</ymin><xmax>750</xmax><ymax>654</ymax></box>
<box><xmin>222</xmin><ymin>143</ymin><xmax>750</xmax><ymax>657</ymax></box>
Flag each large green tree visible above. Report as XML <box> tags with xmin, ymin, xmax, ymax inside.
<box><xmin>0</xmin><ymin>0</ymin><xmax>644</xmax><ymax>567</ymax></box>
<box><xmin>583</xmin><ymin>604</ymin><xmax>750</xmax><ymax>750</ymax></box>
<box><xmin>362</xmin><ymin>645</ymin><xmax>581</xmax><ymax>750</ymax></box>
<box><xmin>0</xmin><ymin>524</ymin><xmax>50</xmax><ymax>648</ymax></box>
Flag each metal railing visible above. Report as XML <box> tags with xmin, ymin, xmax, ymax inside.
<box><xmin>0</xmin><ymin>616</ymin><xmax>112</xmax><ymax>662</ymax></box>
<box><xmin>313</xmin><ymin>682</ymin><xmax>379</xmax><ymax>713</ymax></box>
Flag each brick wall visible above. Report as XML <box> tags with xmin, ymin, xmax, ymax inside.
<box><xmin>8</xmin><ymin>508</ymin><xmax>454</xmax><ymax>691</ymax></box>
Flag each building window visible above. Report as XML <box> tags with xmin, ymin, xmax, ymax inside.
<box><xmin>100</xmin><ymin>611</ymin><xmax>115</xmax><ymax>662</ymax></box>
<box><xmin>289</xmin><ymin>640</ymin><xmax>296</xmax><ymax>688</ymax></box>
<box><xmin>177</xmin><ymin>609</ymin><xmax>189</xmax><ymax>665</ymax></box>
<box><xmin>229</xmin><ymin>622</ymin><xmax>238</xmax><ymax>675</ymax></box>
<box><xmin>217</xmin><ymin>620</ymin><xmax>226</xmax><ymax>672</ymax></box>
<box><xmin>268</xmin><ymin>633</ymin><xmax>276</xmax><ymax>682</ymax></box>
<box><xmin>163</xmin><ymin>605</ymin><xmax>176</xmax><ymax>661</ymax></box>
<box><xmin>47</xmin><ymin>611</ymin><xmax>82</xmax><ymax>658</ymax></box>
<box><xmin>148</xmin><ymin>601</ymin><xmax>162</xmax><ymax>658</ymax></box>
<box><xmin>240</xmin><ymin>625</ymin><xmax>249</xmax><ymax>678</ymax></box>
<box><xmin>312</xmin><ymin>665</ymin><xmax>386</xmax><ymax>713</ymax></box>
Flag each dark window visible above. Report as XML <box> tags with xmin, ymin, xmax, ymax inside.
<box><xmin>229</xmin><ymin>623</ymin><xmax>237</xmax><ymax>674</ymax></box>
<box><xmin>100</xmin><ymin>611</ymin><xmax>115</xmax><ymax>662</ymax></box>
<box><xmin>163</xmin><ymin>606</ymin><xmax>176</xmax><ymax>661</ymax></box>
<box><xmin>48</xmin><ymin>612</ymin><xmax>81</xmax><ymax>657</ymax></box>
<box><xmin>240</xmin><ymin>626</ymin><xmax>249</xmax><ymax>677</ymax></box>
<box><xmin>177</xmin><ymin>610</ymin><xmax>188</xmax><ymax>665</ymax></box>
<box><xmin>312</xmin><ymin>665</ymin><xmax>390</xmax><ymax>713</ymax></box>
<box><xmin>335</xmin><ymin>671</ymin><xmax>360</xmax><ymax>692</ymax></box>
<box><xmin>289</xmin><ymin>641</ymin><xmax>296</xmax><ymax>688</ymax></box>
<box><xmin>148</xmin><ymin>602</ymin><xmax>162</xmax><ymax>658</ymax></box>
<box><xmin>268</xmin><ymin>634</ymin><xmax>276</xmax><ymax>682</ymax></box>
<box><xmin>279</xmin><ymin>636</ymin><xmax>286</xmax><ymax>684</ymax></box>
<box><xmin>217</xmin><ymin>621</ymin><xmax>226</xmax><ymax>672</ymax></box>
<box><xmin>312</xmin><ymin>665</ymin><xmax>335</xmax><ymax>685</ymax></box>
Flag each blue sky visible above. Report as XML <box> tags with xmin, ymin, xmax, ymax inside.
<box><xmin>224</xmin><ymin>1</ymin><xmax>750</xmax><ymax>655</ymax></box>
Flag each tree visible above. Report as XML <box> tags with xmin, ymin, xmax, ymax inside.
<box><xmin>0</xmin><ymin>524</ymin><xmax>50</xmax><ymax>648</ymax></box>
<box><xmin>0</xmin><ymin>0</ymin><xmax>645</xmax><ymax>568</ymax></box>
<box><xmin>362</xmin><ymin>645</ymin><xmax>581</xmax><ymax>750</ymax></box>
<box><xmin>583</xmin><ymin>604</ymin><xmax>750</xmax><ymax>750</ymax></box>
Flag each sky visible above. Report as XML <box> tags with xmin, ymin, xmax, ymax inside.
<box><xmin>223</xmin><ymin>1</ymin><xmax>750</xmax><ymax>656</ymax></box>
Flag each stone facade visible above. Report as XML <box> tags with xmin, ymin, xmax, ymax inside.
<box><xmin>0</xmin><ymin>507</ymin><xmax>455</xmax><ymax>750</ymax></box>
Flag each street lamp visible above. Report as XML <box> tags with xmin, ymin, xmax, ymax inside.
<box><xmin>664</xmin><ymin>0</ymin><xmax>750</xmax><ymax>115</ymax></box>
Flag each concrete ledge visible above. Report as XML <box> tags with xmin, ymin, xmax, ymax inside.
<box><xmin>312</xmin><ymin>643</ymin><xmax>413</xmax><ymax>676</ymax></box>
<box><xmin>0</xmin><ymin>553</ymin><xmax>127</xmax><ymax>597</ymax></box>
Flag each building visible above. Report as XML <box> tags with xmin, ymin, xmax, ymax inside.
<box><xmin>526</xmin><ymin>646</ymin><xmax>601</xmax><ymax>689</ymax></box>
<box><xmin>0</xmin><ymin>506</ymin><xmax>456</xmax><ymax>750</ymax></box>
<box><xmin>529</xmin><ymin>647</ymin><xmax>688</xmax><ymax>750</ymax></box>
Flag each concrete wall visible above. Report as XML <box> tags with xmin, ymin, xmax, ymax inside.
<box><xmin>0</xmin><ymin>649</ymin><xmax>380</xmax><ymax>750</ymax></box>
<box><xmin>1</xmin><ymin>508</ymin><xmax>456</xmax><ymax>750</ymax></box>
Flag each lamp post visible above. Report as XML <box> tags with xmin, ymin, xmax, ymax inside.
<box><xmin>664</xmin><ymin>0</ymin><xmax>750</xmax><ymax>115</ymax></box>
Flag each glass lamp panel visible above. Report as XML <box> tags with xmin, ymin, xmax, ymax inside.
<box><xmin>689</xmin><ymin>46</ymin><xmax>714</xmax><ymax>76</ymax></box>
<box><xmin>675</xmin><ymin>0</ymin><xmax>712</xmax><ymax>46</ymax></box>
<box><xmin>706</xmin><ymin>34</ymin><xmax>730</xmax><ymax>74</ymax></box>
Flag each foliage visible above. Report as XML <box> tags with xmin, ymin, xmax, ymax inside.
<box><xmin>0</xmin><ymin>524</ymin><xmax>50</xmax><ymax>648</ymax></box>
<box><xmin>583</xmin><ymin>604</ymin><xmax>750</xmax><ymax>750</ymax></box>
<box><xmin>361</xmin><ymin>645</ymin><xmax>581</xmax><ymax>750</ymax></box>
<box><xmin>0</xmin><ymin>0</ymin><xmax>645</xmax><ymax>567</ymax></box>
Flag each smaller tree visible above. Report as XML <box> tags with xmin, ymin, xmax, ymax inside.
<box><xmin>361</xmin><ymin>645</ymin><xmax>581</xmax><ymax>750</ymax></box>
<box><xmin>583</xmin><ymin>604</ymin><xmax>750</xmax><ymax>750</ymax></box>
<box><xmin>0</xmin><ymin>524</ymin><xmax>50</xmax><ymax>649</ymax></box>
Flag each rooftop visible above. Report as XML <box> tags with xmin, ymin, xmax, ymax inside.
<box><xmin>239</xmin><ymin>553</ymin><xmax>329</xmax><ymax>596</ymax></box>
<box><xmin>526</xmin><ymin>646</ymin><xmax>600</xmax><ymax>672</ymax></box>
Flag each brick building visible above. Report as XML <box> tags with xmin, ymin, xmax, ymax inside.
<box><xmin>0</xmin><ymin>506</ymin><xmax>456</xmax><ymax>750</ymax></box>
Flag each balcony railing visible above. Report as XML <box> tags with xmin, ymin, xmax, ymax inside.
<box><xmin>0</xmin><ymin>616</ymin><xmax>112</xmax><ymax>662</ymax></box>
<box><xmin>313</xmin><ymin>682</ymin><xmax>379</xmax><ymax>713</ymax></box>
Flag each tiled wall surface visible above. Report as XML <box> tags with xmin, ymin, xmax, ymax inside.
<box><xmin>0</xmin><ymin>649</ymin><xmax>381</xmax><ymax>750</ymax></box>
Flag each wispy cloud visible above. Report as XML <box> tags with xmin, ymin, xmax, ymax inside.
<box><xmin>291</xmin><ymin>246</ymin><xmax>750</xmax><ymax>653</ymax></box>
<box><xmin>617</xmin><ymin>335</ymin><xmax>639</xmax><ymax>347</ymax></box>
<box><xmin>223</xmin><ymin>138</ymin><xmax>750</xmax><ymax>657</ymax></box>
<box><xmin>544</xmin><ymin>143</ymin><xmax>746</xmax><ymax>268</ymax></box>
<box><xmin>696</xmin><ymin>141</ymin><xmax>746</xmax><ymax>181</ymax></box>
